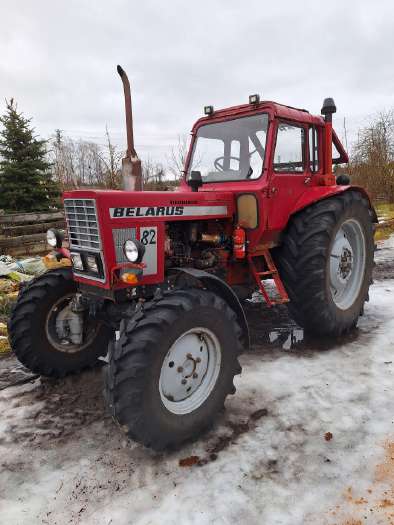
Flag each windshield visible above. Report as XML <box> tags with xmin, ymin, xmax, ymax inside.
<box><xmin>188</xmin><ymin>114</ymin><xmax>268</xmax><ymax>182</ymax></box>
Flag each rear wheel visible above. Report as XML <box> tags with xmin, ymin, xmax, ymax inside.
<box><xmin>8</xmin><ymin>268</ymin><xmax>112</xmax><ymax>377</ymax></box>
<box><xmin>275</xmin><ymin>191</ymin><xmax>374</xmax><ymax>336</ymax></box>
<box><xmin>104</xmin><ymin>289</ymin><xmax>243</xmax><ymax>450</ymax></box>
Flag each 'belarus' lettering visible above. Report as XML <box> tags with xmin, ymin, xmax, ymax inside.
<box><xmin>112</xmin><ymin>206</ymin><xmax>184</xmax><ymax>218</ymax></box>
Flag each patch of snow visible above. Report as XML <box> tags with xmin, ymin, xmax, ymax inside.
<box><xmin>375</xmin><ymin>234</ymin><xmax>394</xmax><ymax>263</ymax></box>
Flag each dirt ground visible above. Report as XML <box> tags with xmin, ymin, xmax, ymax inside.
<box><xmin>0</xmin><ymin>241</ymin><xmax>393</xmax><ymax>525</ymax></box>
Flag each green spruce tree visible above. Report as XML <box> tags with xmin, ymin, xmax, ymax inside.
<box><xmin>0</xmin><ymin>99</ymin><xmax>60</xmax><ymax>212</ymax></box>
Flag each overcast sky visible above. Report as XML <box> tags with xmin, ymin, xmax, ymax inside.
<box><xmin>1</xmin><ymin>0</ymin><xmax>393</xmax><ymax>163</ymax></box>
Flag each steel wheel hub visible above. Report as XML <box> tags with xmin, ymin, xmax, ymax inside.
<box><xmin>45</xmin><ymin>294</ymin><xmax>98</xmax><ymax>353</ymax></box>
<box><xmin>159</xmin><ymin>327</ymin><xmax>221</xmax><ymax>415</ymax></box>
<box><xmin>329</xmin><ymin>219</ymin><xmax>366</xmax><ymax>310</ymax></box>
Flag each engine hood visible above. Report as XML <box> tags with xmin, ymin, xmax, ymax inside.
<box><xmin>63</xmin><ymin>189</ymin><xmax>235</xmax><ymax>222</ymax></box>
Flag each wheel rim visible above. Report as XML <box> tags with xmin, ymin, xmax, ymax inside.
<box><xmin>159</xmin><ymin>327</ymin><xmax>221</xmax><ymax>415</ymax></box>
<box><xmin>45</xmin><ymin>294</ymin><xmax>100</xmax><ymax>353</ymax></box>
<box><xmin>329</xmin><ymin>218</ymin><xmax>366</xmax><ymax>310</ymax></box>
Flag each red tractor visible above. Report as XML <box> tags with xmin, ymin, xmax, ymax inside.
<box><xmin>9</xmin><ymin>67</ymin><xmax>376</xmax><ymax>450</ymax></box>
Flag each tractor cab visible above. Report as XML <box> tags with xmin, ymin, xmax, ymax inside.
<box><xmin>180</xmin><ymin>97</ymin><xmax>350</xmax><ymax>249</ymax></box>
<box><xmin>183</xmin><ymin>97</ymin><xmax>348</xmax><ymax>191</ymax></box>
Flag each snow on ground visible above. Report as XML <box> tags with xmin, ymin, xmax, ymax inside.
<box><xmin>0</xmin><ymin>241</ymin><xmax>394</xmax><ymax>525</ymax></box>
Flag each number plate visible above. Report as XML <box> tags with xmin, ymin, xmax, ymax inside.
<box><xmin>139</xmin><ymin>226</ymin><xmax>157</xmax><ymax>276</ymax></box>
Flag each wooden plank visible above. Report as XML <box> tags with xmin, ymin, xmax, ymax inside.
<box><xmin>0</xmin><ymin>211</ymin><xmax>64</xmax><ymax>225</ymax></box>
<box><xmin>1</xmin><ymin>220</ymin><xmax>65</xmax><ymax>236</ymax></box>
<box><xmin>0</xmin><ymin>235</ymin><xmax>69</xmax><ymax>254</ymax></box>
<box><xmin>5</xmin><ymin>242</ymin><xmax>49</xmax><ymax>257</ymax></box>
<box><xmin>0</xmin><ymin>233</ymin><xmax>48</xmax><ymax>249</ymax></box>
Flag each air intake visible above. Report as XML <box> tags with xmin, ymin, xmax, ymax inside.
<box><xmin>64</xmin><ymin>199</ymin><xmax>101</xmax><ymax>251</ymax></box>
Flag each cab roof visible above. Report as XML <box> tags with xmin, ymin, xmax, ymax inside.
<box><xmin>191</xmin><ymin>101</ymin><xmax>324</xmax><ymax>133</ymax></box>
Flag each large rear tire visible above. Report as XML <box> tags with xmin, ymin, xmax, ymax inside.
<box><xmin>8</xmin><ymin>268</ymin><xmax>112</xmax><ymax>377</ymax></box>
<box><xmin>275</xmin><ymin>191</ymin><xmax>374</xmax><ymax>336</ymax></box>
<box><xmin>104</xmin><ymin>289</ymin><xmax>243</xmax><ymax>450</ymax></box>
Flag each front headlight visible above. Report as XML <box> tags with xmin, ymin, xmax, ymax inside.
<box><xmin>86</xmin><ymin>255</ymin><xmax>99</xmax><ymax>273</ymax></box>
<box><xmin>124</xmin><ymin>239</ymin><xmax>145</xmax><ymax>263</ymax></box>
<box><xmin>47</xmin><ymin>229</ymin><xmax>63</xmax><ymax>248</ymax></box>
<box><xmin>70</xmin><ymin>253</ymin><xmax>84</xmax><ymax>271</ymax></box>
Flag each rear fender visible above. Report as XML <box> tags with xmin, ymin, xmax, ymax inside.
<box><xmin>172</xmin><ymin>267</ymin><xmax>250</xmax><ymax>351</ymax></box>
<box><xmin>292</xmin><ymin>185</ymin><xmax>378</xmax><ymax>223</ymax></box>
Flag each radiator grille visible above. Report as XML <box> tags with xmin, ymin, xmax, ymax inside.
<box><xmin>113</xmin><ymin>228</ymin><xmax>136</xmax><ymax>263</ymax></box>
<box><xmin>64</xmin><ymin>199</ymin><xmax>101</xmax><ymax>251</ymax></box>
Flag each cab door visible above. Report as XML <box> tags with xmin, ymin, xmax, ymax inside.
<box><xmin>267</xmin><ymin>120</ymin><xmax>310</xmax><ymax>231</ymax></box>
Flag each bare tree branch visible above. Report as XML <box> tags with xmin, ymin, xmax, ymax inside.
<box><xmin>167</xmin><ymin>134</ymin><xmax>189</xmax><ymax>181</ymax></box>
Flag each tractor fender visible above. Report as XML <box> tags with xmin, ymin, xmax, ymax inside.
<box><xmin>292</xmin><ymin>185</ymin><xmax>378</xmax><ymax>223</ymax></box>
<box><xmin>171</xmin><ymin>267</ymin><xmax>250</xmax><ymax>351</ymax></box>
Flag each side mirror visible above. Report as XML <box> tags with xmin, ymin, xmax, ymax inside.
<box><xmin>188</xmin><ymin>171</ymin><xmax>203</xmax><ymax>192</ymax></box>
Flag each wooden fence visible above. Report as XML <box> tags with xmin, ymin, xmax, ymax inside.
<box><xmin>0</xmin><ymin>211</ymin><xmax>66</xmax><ymax>257</ymax></box>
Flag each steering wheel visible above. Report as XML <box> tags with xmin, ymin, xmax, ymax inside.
<box><xmin>214</xmin><ymin>156</ymin><xmax>240</xmax><ymax>172</ymax></box>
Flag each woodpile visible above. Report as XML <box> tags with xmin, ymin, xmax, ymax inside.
<box><xmin>0</xmin><ymin>210</ymin><xmax>65</xmax><ymax>256</ymax></box>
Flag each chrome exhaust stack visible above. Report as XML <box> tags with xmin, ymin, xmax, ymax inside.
<box><xmin>117</xmin><ymin>65</ymin><xmax>143</xmax><ymax>191</ymax></box>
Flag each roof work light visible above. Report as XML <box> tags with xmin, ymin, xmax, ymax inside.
<box><xmin>249</xmin><ymin>94</ymin><xmax>260</xmax><ymax>105</ymax></box>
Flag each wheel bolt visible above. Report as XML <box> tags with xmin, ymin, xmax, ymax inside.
<box><xmin>181</xmin><ymin>379</ymin><xmax>187</xmax><ymax>385</ymax></box>
<box><xmin>177</xmin><ymin>366</ymin><xmax>183</xmax><ymax>373</ymax></box>
<box><xmin>196</xmin><ymin>357</ymin><xmax>201</xmax><ymax>363</ymax></box>
<box><xmin>193</xmin><ymin>373</ymin><xmax>198</xmax><ymax>379</ymax></box>
<box><xmin>186</xmin><ymin>353</ymin><xmax>193</xmax><ymax>359</ymax></box>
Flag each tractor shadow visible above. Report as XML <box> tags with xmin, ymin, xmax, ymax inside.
<box><xmin>243</xmin><ymin>300</ymin><xmax>360</xmax><ymax>357</ymax></box>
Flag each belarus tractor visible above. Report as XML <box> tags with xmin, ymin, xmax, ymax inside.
<box><xmin>8</xmin><ymin>66</ymin><xmax>376</xmax><ymax>450</ymax></box>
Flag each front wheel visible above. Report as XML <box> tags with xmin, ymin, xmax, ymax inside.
<box><xmin>275</xmin><ymin>191</ymin><xmax>375</xmax><ymax>336</ymax></box>
<box><xmin>8</xmin><ymin>268</ymin><xmax>112</xmax><ymax>377</ymax></box>
<box><xmin>104</xmin><ymin>289</ymin><xmax>243</xmax><ymax>450</ymax></box>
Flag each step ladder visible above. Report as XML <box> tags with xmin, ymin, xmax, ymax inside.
<box><xmin>247</xmin><ymin>249</ymin><xmax>289</xmax><ymax>307</ymax></box>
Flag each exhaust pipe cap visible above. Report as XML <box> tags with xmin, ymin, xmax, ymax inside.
<box><xmin>321</xmin><ymin>97</ymin><xmax>337</xmax><ymax>116</ymax></box>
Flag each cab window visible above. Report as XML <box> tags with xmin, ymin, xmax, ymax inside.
<box><xmin>274</xmin><ymin>123</ymin><xmax>305</xmax><ymax>173</ymax></box>
<box><xmin>309</xmin><ymin>126</ymin><xmax>320</xmax><ymax>172</ymax></box>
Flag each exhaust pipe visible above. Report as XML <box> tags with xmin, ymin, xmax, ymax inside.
<box><xmin>321</xmin><ymin>97</ymin><xmax>336</xmax><ymax>177</ymax></box>
<box><xmin>117</xmin><ymin>65</ymin><xmax>143</xmax><ymax>191</ymax></box>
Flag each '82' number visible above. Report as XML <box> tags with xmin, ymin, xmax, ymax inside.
<box><xmin>141</xmin><ymin>229</ymin><xmax>156</xmax><ymax>245</ymax></box>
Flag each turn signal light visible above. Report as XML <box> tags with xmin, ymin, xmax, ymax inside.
<box><xmin>121</xmin><ymin>272</ymin><xmax>139</xmax><ymax>284</ymax></box>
